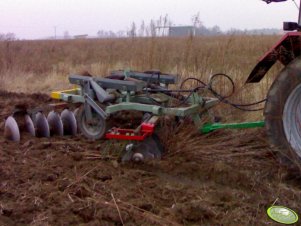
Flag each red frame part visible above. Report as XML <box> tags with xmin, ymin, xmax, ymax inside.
<box><xmin>105</xmin><ymin>122</ymin><xmax>155</xmax><ymax>141</ymax></box>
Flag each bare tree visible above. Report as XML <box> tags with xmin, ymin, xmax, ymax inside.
<box><xmin>139</xmin><ymin>20</ymin><xmax>145</xmax><ymax>37</ymax></box>
<box><xmin>0</xmin><ymin>33</ymin><xmax>16</xmax><ymax>41</ymax></box>
<box><xmin>192</xmin><ymin>12</ymin><xmax>203</xmax><ymax>28</ymax></box>
<box><xmin>149</xmin><ymin>20</ymin><xmax>156</xmax><ymax>37</ymax></box>
<box><xmin>128</xmin><ymin>22</ymin><xmax>137</xmax><ymax>38</ymax></box>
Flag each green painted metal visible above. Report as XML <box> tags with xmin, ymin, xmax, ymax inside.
<box><xmin>121</xmin><ymin>69</ymin><xmax>178</xmax><ymax>85</ymax></box>
<box><xmin>106</xmin><ymin>102</ymin><xmax>163</xmax><ymax>115</ymax></box>
<box><xmin>60</xmin><ymin>93</ymin><xmax>85</xmax><ymax>103</ymax></box>
<box><xmin>105</xmin><ymin>102</ymin><xmax>201</xmax><ymax>117</ymax></box>
<box><xmin>201</xmin><ymin>121</ymin><xmax>265</xmax><ymax>134</ymax></box>
<box><xmin>53</xmin><ymin>75</ymin><xmax>265</xmax><ymax>135</ymax></box>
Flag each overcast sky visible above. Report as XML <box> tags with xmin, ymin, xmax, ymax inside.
<box><xmin>0</xmin><ymin>0</ymin><xmax>298</xmax><ymax>39</ymax></box>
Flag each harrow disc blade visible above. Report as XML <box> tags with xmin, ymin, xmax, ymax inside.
<box><xmin>73</xmin><ymin>108</ymin><xmax>80</xmax><ymax>133</ymax></box>
<box><xmin>61</xmin><ymin>109</ymin><xmax>77</xmax><ymax>136</ymax></box>
<box><xmin>122</xmin><ymin>135</ymin><xmax>163</xmax><ymax>162</ymax></box>
<box><xmin>4</xmin><ymin>116</ymin><xmax>20</xmax><ymax>142</ymax></box>
<box><xmin>73</xmin><ymin>108</ymin><xmax>79</xmax><ymax>117</ymax></box>
<box><xmin>35</xmin><ymin>112</ymin><xmax>50</xmax><ymax>138</ymax></box>
<box><xmin>146</xmin><ymin>134</ymin><xmax>163</xmax><ymax>159</ymax></box>
<box><xmin>24</xmin><ymin>114</ymin><xmax>35</xmax><ymax>136</ymax></box>
<box><xmin>47</xmin><ymin>111</ymin><xmax>63</xmax><ymax>136</ymax></box>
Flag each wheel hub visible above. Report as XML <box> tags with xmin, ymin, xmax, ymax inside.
<box><xmin>283</xmin><ymin>83</ymin><xmax>301</xmax><ymax>157</ymax></box>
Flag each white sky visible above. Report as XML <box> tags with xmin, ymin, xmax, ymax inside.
<box><xmin>0</xmin><ymin>0</ymin><xmax>299</xmax><ymax>39</ymax></box>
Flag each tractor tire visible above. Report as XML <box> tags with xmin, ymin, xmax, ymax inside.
<box><xmin>76</xmin><ymin>105</ymin><xmax>107</xmax><ymax>140</ymax></box>
<box><xmin>265</xmin><ymin>58</ymin><xmax>301</xmax><ymax>164</ymax></box>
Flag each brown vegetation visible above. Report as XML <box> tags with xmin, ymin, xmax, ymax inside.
<box><xmin>0</xmin><ymin>35</ymin><xmax>282</xmax><ymax>121</ymax></box>
<box><xmin>0</xmin><ymin>35</ymin><xmax>279</xmax><ymax>93</ymax></box>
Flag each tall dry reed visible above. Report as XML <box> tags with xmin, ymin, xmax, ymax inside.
<box><xmin>0</xmin><ymin>35</ymin><xmax>283</xmax><ymax>120</ymax></box>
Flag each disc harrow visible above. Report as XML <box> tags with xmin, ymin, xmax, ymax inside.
<box><xmin>4</xmin><ymin>69</ymin><xmax>268</xmax><ymax>163</ymax></box>
<box><xmin>4</xmin><ymin>109</ymin><xmax>78</xmax><ymax>142</ymax></box>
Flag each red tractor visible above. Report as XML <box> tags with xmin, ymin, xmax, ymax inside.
<box><xmin>250</xmin><ymin>0</ymin><xmax>301</xmax><ymax>164</ymax></box>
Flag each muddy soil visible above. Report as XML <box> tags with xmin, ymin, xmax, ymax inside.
<box><xmin>0</xmin><ymin>91</ymin><xmax>300</xmax><ymax>226</ymax></box>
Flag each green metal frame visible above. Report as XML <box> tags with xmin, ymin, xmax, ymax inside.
<box><xmin>51</xmin><ymin>77</ymin><xmax>265</xmax><ymax>134</ymax></box>
<box><xmin>201</xmin><ymin>121</ymin><xmax>265</xmax><ymax>134</ymax></box>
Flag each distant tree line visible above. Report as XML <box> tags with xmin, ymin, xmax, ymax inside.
<box><xmin>96</xmin><ymin>14</ymin><xmax>281</xmax><ymax>38</ymax></box>
<box><xmin>0</xmin><ymin>33</ymin><xmax>16</xmax><ymax>41</ymax></box>
<box><xmin>0</xmin><ymin>13</ymin><xmax>282</xmax><ymax>41</ymax></box>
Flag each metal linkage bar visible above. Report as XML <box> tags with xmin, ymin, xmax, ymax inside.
<box><xmin>110</xmin><ymin>70</ymin><xmax>178</xmax><ymax>85</ymax></box>
<box><xmin>201</xmin><ymin>121</ymin><xmax>265</xmax><ymax>134</ymax></box>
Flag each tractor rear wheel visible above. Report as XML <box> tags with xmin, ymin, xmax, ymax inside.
<box><xmin>265</xmin><ymin>58</ymin><xmax>301</xmax><ymax>164</ymax></box>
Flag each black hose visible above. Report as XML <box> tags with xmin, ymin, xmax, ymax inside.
<box><xmin>180</xmin><ymin>73</ymin><xmax>267</xmax><ymax>111</ymax></box>
<box><xmin>144</xmin><ymin>73</ymin><xmax>266</xmax><ymax>111</ymax></box>
<box><xmin>208</xmin><ymin>73</ymin><xmax>235</xmax><ymax>99</ymax></box>
<box><xmin>180</xmin><ymin>77</ymin><xmax>207</xmax><ymax>89</ymax></box>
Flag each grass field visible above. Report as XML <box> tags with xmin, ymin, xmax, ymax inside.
<box><xmin>0</xmin><ymin>35</ymin><xmax>283</xmax><ymax>121</ymax></box>
<box><xmin>0</xmin><ymin>35</ymin><xmax>280</xmax><ymax>92</ymax></box>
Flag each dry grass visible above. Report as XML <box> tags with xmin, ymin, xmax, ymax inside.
<box><xmin>0</xmin><ymin>35</ymin><xmax>283</xmax><ymax>120</ymax></box>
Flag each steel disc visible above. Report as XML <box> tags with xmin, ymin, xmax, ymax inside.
<box><xmin>121</xmin><ymin>135</ymin><xmax>163</xmax><ymax>162</ymax></box>
<box><xmin>132</xmin><ymin>147</ymin><xmax>155</xmax><ymax>162</ymax></box>
<box><xmin>35</xmin><ymin>112</ymin><xmax>50</xmax><ymax>138</ymax></box>
<box><xmin>4</xmin><ymin>116</ymin><xmax>20</xmax><ymax>142</ymax></box>
<box><xmin>132</xmin><ymin>135</ymin><xmax>162</xmax><ymax>161</ymax></box>
<box><xmin>61</xmin><ymin>109</ymin><xmax>77</xmax><ymax>136</ymax></box>
<box><xmin>73</xmin><ymin>108</ymin><xmax>80</xmax><ymax>133</ymax></box>
<box><xmin>24</xmin><ymin>114</ymin><xmax>35</xmax><ymax>136</ymax></box>
<box><xmin>73</xmin><ymin>108</ymin><xmax>79</xmax><ymax>118</ymax></box>
<box><xmin>47</xmin><ymin>111</ymin><xmax>63</xmax><ymax>136</ymax></box>
<box><xmin>146</xmin><ymin>135</ymin><xmax>163</xmax><ymax>159</ymax></box>
<box><xmin>132</xmin><ymin>153</ymin><xmax>145</xmax><ymax>162</ymax></box>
